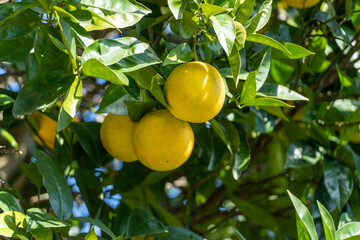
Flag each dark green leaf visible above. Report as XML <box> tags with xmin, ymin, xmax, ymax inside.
<box><xmin>245</xmin><ymin>0</ymin><xmax>272</xmax><ymax>35</ymax></box>
<box><xmin>232</xmin><ymin>125</ymin><xmax>250</xmax><ymax>180</ymax></box>
<box><xmin>0</xmin><ymin>34</ymin><xmax>34</xmax><ymax>63</ymax></box>
<box><xmin>163</xmin><ymin>43</ymin><xmax>194</xmax><ymax>66</ymax></box>
<box><xmin>285</xmin><ymin>141</ymin><xmax>322</xmax><ymax>168</ymax></box>
<box><xmin>26</xmin><ymin>208</ymin><xmax>69</xmax><ymax>230</ymax></box>
<box><xmin>247</xmin><ymin>34</ymin><xmax>291</xmax><ymax>54</ymax></box>
<box><xmin>33</xmin><ymin>149</ymin><xmax>73</xmax><ymax>220</ymax></box>
<box><xmin>125</xmin><ymin>101</ymin><xmax>157</xmax><ymax>122</ymax></box>
<box><xmin>210</xmin><ymin>13</ymin><xmax>236</xmax><ymax>56</ymax></box>
<box><xmin>125</xmin><ymin>207</ymin><xmax>167</xmax><ymax>238</ymax></box>
<box><xmin>255</xmin><ymin>49</ymin><xmax>271</xmax><ymax>90</ymax></box>
<box><xmin>209</xmin><ymin>118</ymin><xmax>232</xmax><ymax>153</ymax></box>
<box><xmin>287</xmin><ymin>190</ymin><xmax>318</xmax><ymax>240</ymax></box>
<box><xmin>73</xmin><ymin>217</ymin><xmax>116</xmax><ymax>239</ymax></box>
<box><xmin>168</xmin><ymin>0</ymin><xmax>187</xmax><ymax>19</ymax></box>
<box><xmin>12</xmin><ymin>72</ymin><xmax>75</xmax><ymax>118</ymax></box>
<box><xmin>272</xmin><ymin>42</ymin><xmax>314</xmax><ymax>59</ymax></box>
<box><xmin>97</xmin><ymin>84</ymin><xmax>132</xmax><ymax>114</ymax></box>
<box><xmin>165</xmin><ymin>226</ymin><xmax>206</xmax><ymax>240</ymax></box>
<box><xmin>66</xmin><ymin>20</ymin><xmax>94</xmax><ymax>48</ymax></box>
<box><xmin>0</xmin><ymin>192</ymin><xmax>24</xmax><ymax>213</ymax></box>
<box><xmin>228</xmin><ymin>47</ymin><xmax>241</xmax><ymax>87</ymax></box>
<box><xmin>235</xmin><ymin>0</ymin><xmax>255</xmax><ymax>24</ymax></box>
<box><xmin>19</xmin><ymin>162</ymin><xmax>43</xmax><ymax>190</ymax></box>
<box><xmin>323</xmin><ymin>157</ymin><xmax>353</xmax><ymax>211</ymax></box>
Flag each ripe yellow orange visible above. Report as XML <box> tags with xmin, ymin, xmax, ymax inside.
<box><xmin>133</xmin><ymin>110</ymin><xmax>194</xmax><ymax>171</ymax></box>
<box><xmin>100</xmin><ymin>114</ymin><xmax>138</xmax><ymax>162</ymax></box>
<box><xmin>283</xmin><ymin>0</ymin><xmax>321</xmax><ymax>8</ymax></box>
<box><xmin>164</xmin><ymin>61</ymin><xmax>225</xmax><ymax>123</ymax></box>
<box><xmin>32</xmin><ymin>111</ymin><xmax>58</xmax><ymax>149</ymax></box>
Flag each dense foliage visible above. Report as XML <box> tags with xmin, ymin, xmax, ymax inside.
<box><xmin>0</xmin><ymin>0</ymin><xmax>360</xmax><ymax>239</ymax></box>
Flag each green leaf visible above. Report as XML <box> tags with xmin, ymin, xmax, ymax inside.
<box><xmin>33</xmin><ymin>149</ymin><xmax>73</xmax><ymax>220</ymax></box>
<box><xmin>26</xmin><ymin>208</ymin><xmax>69</xmax><ymax>230</ymax></box>
<box><xmin>0</xmin><ymin>34</ymin><xmax>34</xmax><ymax>63</ymax></box>
<box><xmin>285</xmin><ymin>141</ymin><xmax>323</xmax><ymax>168</ymax></box>
<box><xmin>12</xmin><ymin>72</ymin><xmax>75</xmax><ymax>118</ymax></box>
<box><xmin>0</xmin><ymin>211</ymin><xmax>26</xmax><ymax>237</ymax></box>
<box><xmin>85</xmin><ymin>227</ymin><xmax>98</xmax><ymax>240</ymax></box>
<box><xmin>245</xmin><ymin>0</ymin><xmax>272</xmax><ymax>35</ymax></box>
<box><xmin>30</xmin><ymin>228</ymin><xmax>53</xmax><ymax>240</ymax></box>
<box><xmin>272</xmin><ymin>42</ymin><xmax>314</xmax><ymax>59</ymax></box>
<box><xmin>69</xmin><ymin>122</ymin><xmax>105</xmax><ymax>166</ymax></box>
<box><xmin>57</xmin><ymin>76</ymin><xmax>82</xmax><ymax>132</ymax></box>
<box><xmin>97</xmin><ymin>84</ymin><xmax>132</xmax><ymax>115</ymax></box>
<box><xmin>232</xmin><ymin>125</ymin><xmax>250</xmax><ymax>180</ymax></box>
<box><xmin>287</xmin><ymin>190</ymin><xmax>318</xmax><ymax>240</ymax></box>
<box><xmin>255</xmin><ymin>49</ymin><xmax>271</xmax><ymax>90</ymax></box>
<box><xmin>125</xmin><ymin>101</ymin><xmax>157</xmax><ymax>122</ymax></box>
<box><xmin>235</xmin><ymin>0</ymin><xmax>255</xmax><ymax>24</ymax></box>
<box><xmin>210</xmin><ymin>13</ymin><xmax>236</xmax><ymax>56</ymax></box>
<box><xmin>336</xmin><ymin>64</ymin><xmax>353</xmax><ymax>88</ymax></box>
<box><xmin>323</xmin><ymin>158</ymin><xmax>354</xmax><ymax>211</ymax></box>
<box><xmin>240</xmin><ymin>71</ymin><xmax>257</xmax><ymax>104</ymax></box>
<box><xmin>234</xmin><ymin>21</ymin><xmax>246</xmax><ymax>50</ymax></box>
<box><xmin>246</xmin><ymin>34</ymin><xmax>291</xmax><ymax>54</ymax></box>
<box><xmin>165</xmin><ymin>226</ymin><xmax>206</xmax><ymax>240</ymax></box>
<box><xmin>83</xmin><ymin>58</ymin><xmax>129</xmax><ymax>85</ymax></box>
<box><xmin>19</xmin><ymin>162</ymin><xmax>43</xmax><ymax>190</ymax></box>
<box><xmin>209</xmin><ymin>119</ymin><xmax>232</xmax><ymax>153</ymax></box>
<box><xmin>228</xmin><ymin>47</ymin><xmax>241</xmax><ymax>87</ymax></box>
<box><xmin>70</xmin><ymin>0</ymin><xmax>151</xmax><ymax>28</ymax></box>
<box><xmin>317</xmin><ymin>201</ymin><xmax>336</xmax><ymax>240</ymax></box>
<box><xmin>230</xmin><ymin>194</ymin><xmax>279</xmax><ymax>231</ymax></box>
<box><xmin>125</xmin><ymin>207</ymin><xmax>167</xmax><ymax>238</ymax></box>
<box><xmin>163</xmin><ymin>43</ymin><xmax>194</xmax><ymax>66</ymax></box>
<box><xmin>200</xmin><ymin>3</ymin><xmax>228</xmax><ymax>18</ymax></box>
<box><xmin>178</xmin><ymin>11</ymin><xmax>199</xmax><ymax>38</ymax></box>
<box><xmin>257</xmin><ymin>83</ymin><xmax>309</xmax><ymax>101</ymax></box>
<box><xmin>0</xmin><ymin>192</ymin><xmax>24</xmax><ymax>213</ymax></box>
<box><xmin>260</xmin><ymin>106</ymin><xmax>289</xmax><ymax>121</ymax></box>
<box><xmin>244</xmin><ymin>98</ymin><xmax>294</xmax><ymax>107</ymax></box>
<box><xmin>336</xmin><ymin>223</ymin><xmax>360</xmax><ymax>240</ymax></box>
<box><xmin>66</xmin><ymin>20</ymin><xmax>94</xmax><ymax>48</ymax></box>
<box><xmin>58</xmin><ymin>18</ymin><xmax>77</xmax><ymax>61</ymax></box>
<box><xmin>0</xmin><ymin>94</ymin><xmax>14</xmax><ymax>111</ymax></box>
<box><xmin>232</xmin><ymin>227</ymin><xmax>246</xmax><ymax>240</ymax></box>
<box><xmin>168</xmin><ymin>0</ymin><xmax>187</xmax><ymax>19</ymax></box>
<box><xmin>73</xmin><ymin>217</ymin><xmax>117</xmax><ymax>238</ymax></box>
<box><xmin>0</xmin><ymin>127</ymin><xmax>18</xmax><ymax>151</ymax></box>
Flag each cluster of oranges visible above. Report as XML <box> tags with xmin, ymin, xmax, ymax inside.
<box><xmin>100</xmin><ymin>62</ymin><xmax>225</xmax><ymax>171</ymax></box>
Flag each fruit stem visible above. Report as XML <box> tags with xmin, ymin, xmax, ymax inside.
<box><xmin>193</xmin><ymin>34</ymin><xmax>199</xmax><ymax>61</ymax></box>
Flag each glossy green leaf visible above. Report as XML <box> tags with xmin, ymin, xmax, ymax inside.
<box><xmin>235</xmin><ymin>0</ymin><xmax>255</xmax><ymax>23</ymax></box>
<box><xmin>97</xmin><ymin>84</ymin><xmax>132</xmax><ymax>115</ymax></box>
<box><xmin>210</xmin><ymin>119</ymin><xmax>232</xmax><ymax>153</ymax></box>
<box><xmin>70</xmin><ymin>0</ymin><xmax>151</xmax><ymax>28</ymax></box>
<box><xmin>26</xmin><ymin>208</ymin><xmax>69</xmax><ymax>230</ymax></box>
<box><xmin>165</xmin><ymin>226</ymin><xmax>206</xmax><ymax>240</ymax></box>
<box><xmin>83</xmin><ymin>58</ymin><xmax>129</xmax><ymax>85</ymax></box>
<box><xmin>178</xmin><ymin>11</ymin><xmax>199</xmax><ymax>38</ymax></box>
<box><xmin>0</xmin><ymin>94</ymin><xmax>14</xmax><ymax>111</ymax></box>
<box><xmin>272</xmin><ymin>42</ymin><xmax>314</xmax><ymax>59</ymax></box>
<box><xmin>210</xmin><ymin>13</ymin><xmax>236</xmax><ymax>56</ymax></box>
<box><xmin>150</xmin><ymin>77</ymin><xmax>168</xmax><ymax>107</ymax></box>
<box><xmin>323</xmin><ymin>158</ymin><xmax>354</xmax><ymax>211</ymax></box>
<box><xmin>244</xmin><ymin>97</ymin><xmax>294</xmax><ymax>108</ymax></box>
<box><xmin>163</xmin><ymin>43</ymin><xmax>194</xmax><ymax>66</ymax></box>
<box><xmin>19</xmin><ymin>162</ymin><xmax>43</xmax><ymax>190</ymax></box>
<box><xmin>125</xmin><ymin>207</ymin><xmax>167</xmax><ymax>238</ymax></box>
<box><xmin>168</xmin><ymin>0</ymin><xmax>187</xmax><ymax>19</ymax></box>
<box><xmin>200</xmin><ymin>3</ymin><xmax>228</xmax><ymax>18</ymax></box>
<box><xmin>33</xmin><ymin>149</ymin><xmax>73</xmax><ymax>220</ymax></box>
<box><xmin>336</xmin><ymin>223</ymin><xmax>360</xmax><ymax>240</ymax></box>
<box><xmin>58</xmin><ymin>18</ymin><xmax>77</xmax><ymax>60</ymax></box>
<box><xmin>257</xmin><ymin>83</ymin><xmax>309</xmax><ymax>101</ymax></box>
<box><xmin>74</xmin><ymin>217</ymin><xmax>116</xmax><ymax>238</ymax></box>
<box><xmin>85</xmin><ymin>227</ymin><xmax>98</xmax><ymax>240</ymax></box>
<box><xmin>12</xmin><ymin>72</ymin><xmax>75</xmax><ymax>118</ymax></box>
<box><xmin>317</xmin><ymin>201</ymin><xmax>336</xmax><ymax>240</ymax></box>
<box><xmin>240</xmin><ymin>71</ymin><xmax>257</xmax><ymax>104</ymax></box>
<box><xmin>245</xmin><ymin>0</ymin><xmax>272</xmax><ymax>35</ymax></box>
<box><xmin>247</xmin><ymin>34</ymin><xmax>291</xmax><ymax>54</ymax></box>
<box><xmin>228</xmin><ymin>47</ymin><xmax>241</xmax><ymax>87</ymax></box>
<box><xmin>125</xmin><ymin>101</ymin><xmax>157</xmax><ymax>122</ymax></box>
<box><xmin>65</xmin><ymin>20</ymin><xmax>94</xmax><ymax>48</ymax></box>
<box><xmin>57</xmin><ymin>76</ymin><xmax>82</xmax><ymax>132</ymax></box>
<box><xmin>234</xmin><ymin>21</ymin><xmax>246</xmax><ymax>50</ymax></box>
<box><xmin>285</xmin><ymin>141</ymin><xmax>322</xmax><ymax>168</ymax></box>
<box><xmin>232</xmin><ymin>125</ymin><xmax>250</xmax><ymax>180</ymax></box>
<box><xmin>287</xmin><ymin>190</ymin><xmax>318</xmax><ymax>240</ymax></box>
<box><xmin>0</xmin><ymin>192</ymin><xmax>23</xmax><ymax>213</ymax></box>
<box><xmin>255</xmin><ymin>49</ymin><xmax>271</xmax><ymax>90</ymax></box>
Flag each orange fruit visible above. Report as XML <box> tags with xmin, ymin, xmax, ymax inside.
<box><xmin>164</xmin><ymin>61</ymin><xmax>225</xmax><ymax>123</ymax></box>
<box><xmin>32</xmin><ymin>111</ymin><xmax>58</xmax><ymax>149</ymax></box>
<box><xmin>133</xmin><ymin>110</ymin><xmax>194</xmax><ymax>171</ymax></box>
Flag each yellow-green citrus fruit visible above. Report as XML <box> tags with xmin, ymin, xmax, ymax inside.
<box><xmin>100</xmin><ymin>114</ymin><xmax>138</xmax><ymax>162</ymax></box>
<box><xmin>164</xmin><ymin>61</ymin><xmax>226</xmax><ymax>123</ymax></box>
<box><xmin>284</xmin><ymin>0</ymin><xmax>321</xmax><ymax>8</ymax></box>
<box><xmin>133</xmin><ymin>110</ymin><xmax>194</xmax><ymax>171</ymax></box>
<box><xmin>33</xmin><ymin>111</ymin><xmax>58</xmax><ymax>149</ymax></box>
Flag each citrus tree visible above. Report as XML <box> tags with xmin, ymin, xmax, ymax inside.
<box><xmin>0</xmin><ymin>0</ymin><xmax>360</xmax><ymax>239</ymax></box>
